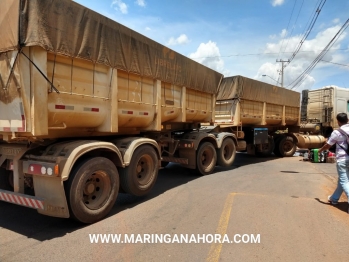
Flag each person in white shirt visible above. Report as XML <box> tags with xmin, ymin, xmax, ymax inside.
<box><xmin>318</xmin><ymin>113</ymin><xmax>349</xmax><ymax>213</ymax></box>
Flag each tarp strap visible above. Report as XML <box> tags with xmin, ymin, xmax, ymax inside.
<box><xmin>0</xmin><ymin>71</ymin><xmax>4</xmax><ymax>89</ymax></box>
<box><xmin>20</xmin><ymin>50</ymin><xmax>60</xmax><ymax>94</ymax></box>
<box><xmin>3</xmin><ymin>51</ymin><xmax>20</xmax><ymax>91</ymax></box>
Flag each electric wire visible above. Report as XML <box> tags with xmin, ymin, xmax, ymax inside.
<box><xmin>277</xmin><ymin>0</ymin><xmax>297</xmax><ymax>60</ymax></box>
<box><xmin>320</xmin><ymin>60</ymin><xmax>349</xmax><ymax>67</ymax></box>
<box><xmin>282</xmin><ymin>0</ymin><xmax>304</xmax><ymax>55</ymax></box>
<box><xmin>287</xmin><ymin>0</ymin><xmax>327</xmax><ymax>64</ymax></box>
<box><xmin>288</xmin><ymin>18</ymin><xmax>349</xmax><ymax>89</ymax></box>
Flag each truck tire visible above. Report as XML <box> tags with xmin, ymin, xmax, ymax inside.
<box><xmin>217</xmin><ymin>138</ymin><xmax>236</xmax><ymax>167</ymax></box>
<box><xmin>196</xmin><ymin>142</ymin><xmax>217</xmax><ymax>175</ymax></box>
<box><xmin>256</xmin><ymin>136</ymin><xmax>275</xmax><ymax>157</ymax></box>
<box><xmin>273</xmin><ymin>137</ymin><xmax>282</xmax><ymax>156</ymax></box>
<box><xmin>161</xmin><ymin>161</ymin><xmax>170</xmax><ymax>168</ymax></box>
<box><xmin>120</xmin><ymin>145</ymin><xmax>158</xmax><ymax>196</ymax></box>
<box><xmin>278</xmin><ymin>136</ymin><xmax>297</xmax><ymax>157</ymax></box>
<box><xmin>65</xmin><ymin>157</ymin><xmax>119</xmax><ymax>224</ymax></box>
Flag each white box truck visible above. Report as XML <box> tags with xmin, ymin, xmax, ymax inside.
<box><xmin>301</xmin><ymin>86</ymin><xmax>349</xmax><ymax>137</ymax></box>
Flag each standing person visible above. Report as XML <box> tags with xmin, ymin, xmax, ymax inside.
<box><xmin>318</xmin><ymin>113</ymin><xmax>349</xmax><ymax>213</ymax></box>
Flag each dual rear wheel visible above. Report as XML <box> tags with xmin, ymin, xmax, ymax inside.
<box><xmin>119</xmin><ymin>146</ymin><xmax>158</xmax><ymax>196</ymax></box>
<box><xmin>65</xmin><ymin>145</ymin><xmax>159</xmax><ymax>223</ymax></box>
<box><xmin>196</xmin><ymin>138</ymin><xmax>236</xmax><ymax>175</ymax></box>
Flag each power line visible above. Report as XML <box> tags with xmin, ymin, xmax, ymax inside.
<box><xmin>287</xmin><ymin>0</ymin><xmax>327</xmax><ymax>64</ymax></box>
<box><xmin>288</xmin><ymin>18</ymin><xmax>349</xmax><ymax>89</ymax></box>
<box><xmin>277</xmin><ymin>0</ymin><xmax>297</xmax><ymax>60</ymax></box>
<box><xmin>321</xmin><ymin>60</ymin><xmax>349</xmax><ymax>67</ymax></box>
<box><xmin>302</xmin><ymin>0</ymin><xmax>322</xmax><ymax>38</ymax></box>
<box><xmin>282</xmin><ymin>0</ymin><xmax>304</xmax><ymax>54</ymax></box>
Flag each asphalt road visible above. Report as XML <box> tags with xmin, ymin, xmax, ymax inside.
<box><xmin>1</xmin><ymin>153</ymin><xmax>348</xmax><ymax>262</ymax></box>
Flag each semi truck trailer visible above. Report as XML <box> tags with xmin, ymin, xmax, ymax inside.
<box><xmin>212</xmin><ymin>75</ymin><xmax>326</xmax><ymax>157</ymax></box>
<box><xmin>0</xmin><ymin>0</ymin><xmax>237</xmax><ymax>223</ymax></box>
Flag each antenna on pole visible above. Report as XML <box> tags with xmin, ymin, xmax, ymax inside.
<box><xmin>276</xmin><ymin>59</ymin><xmax>289</xmax><ymax>88</ymax></box>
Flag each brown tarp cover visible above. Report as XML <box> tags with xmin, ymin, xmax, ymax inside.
<box><xmin>217</xmin><ymin>75</ymin><xmax>300</xmax><ymax>107</ymax></box>
<box><xmin>0</xmin><ymin>0</ymin><xmax>222</xmax><ymax>94</ymax></box>
<box><xmin>0</xmin><ymin>0</ymin><xmax>19</xmax><ymax>53</ymax></box>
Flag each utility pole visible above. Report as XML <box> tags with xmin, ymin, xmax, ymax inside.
<box><xmin>276</xmin><ymin>59</ymin><xmax>289</xmax><ymax>88</ymax></box>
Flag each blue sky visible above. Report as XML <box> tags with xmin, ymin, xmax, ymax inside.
<box><xmin>73</xmin><ymin>0</ymin><xmax>349</xmax><ymax>91</ymax></box>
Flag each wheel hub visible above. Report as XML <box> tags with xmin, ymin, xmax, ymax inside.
<box><xmin>135</xmin><ymin>156</ymin><xmax>153</xmax><ymax>185</ymax></box>
<box><xmin>84</xmin><ymin>182</ymin><xmax>96</xmax><ymax>195</ymax></box>
<box><xmin>284</xmin><ymin>141</ymin><xmax>293</xmax><ymax>152</ymax></box>
<box><xmin>136</xmin><ymin>163</ymin><xmax>143</xmax><ymax>174</ymax></box>
<box><xmin>82</xmin><ymin>171</ymin><xmax>111</xmax><ymax>210</ymax></box>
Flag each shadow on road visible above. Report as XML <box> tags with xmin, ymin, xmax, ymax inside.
<box><xmin>314</xmin><ymin>198</ymin><xmax>349</xmax><ymax>214</ymax></box>
<box><xmin>0</xmin><ymin>152</ymin><xmax>280</xmax><ymax>241</ymax></box>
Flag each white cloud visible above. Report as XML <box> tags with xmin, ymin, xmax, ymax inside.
<box><xmin>269</xmin><ymin>29</ymin><xmax>287</xmax><ymax>40</ymax></box>
<box><xmin>256</xmin><ymin>62</ymin><xmax>315</xmax><ymax>91</ymax></box>
<box><xmin>271</xmin><ymin>0</ymin><xmax>285</xmax><ymax>7</ymax></box>
<box><xmin>283</xmin><ymin>64</ymin><xmax>315</xmax><ymax>91</ymax></box>
<box><xmin>189</xmin><ymin>41</ymin><xmax>224</xmax><ymax>72</ymax></box>
<box><xmin>256</xmin><ymin>62</ymin><xmax>280</xmax><ymax>83</ymax></box>
<box><xmin>280</xmin><ymin>29</ymin><xmax>287</xmax><ymax>38</ymax></box>
<box><xmin>167</xmin><ymin>34</ymin><xmax>190</xmax><ymax>45</ymax></box>
<box><xmin>264</xmin><ymin>25</ymin><xmax>347</xmax><ymax>61</ymax></box>
<box><xmin>258</xmin><ymin>24</ymin><xmax>347</xmax><ymax>90</ymax></box>
<box><xmin>145</xmin><ymin>27</ymin><xmax>151</xmax><ymax>31</ymax></box>
<box><xmin>111</xmin><ymin>0</ymin><xmax>128</xmax><ymax>14</ymax></box>
<box><xmin>332</xmin><ymin>18</ymin><xmax>340</xmax><ymax>24</ymax></box>
<box><xmin>136</xmin><ymin>0</ymin><xmax>146</xmax><ymax>7</ymax></box>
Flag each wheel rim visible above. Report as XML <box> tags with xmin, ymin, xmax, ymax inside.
<box><xmin>200</xmin><ymin>147</ymin><xmax>214</xmax><ymax>168</ymax></box>
<box><xmin>135</xmin><ymin>154</ymin><xmax>154</xmax><ymax>187</ymax></box>
<box><xmin>282</xmin><ymin>140</ymin><xmax>294</xmax><ymax>153</ymax></box>
<box><xmin>83</xmin><ymin>171</ymin><xmax>111</xmax><ymax>210</ymax></box>
<box><xmin>223</xmin><ymin>143</ymin><xmax>234</xmax><ymax>160</ymax></box>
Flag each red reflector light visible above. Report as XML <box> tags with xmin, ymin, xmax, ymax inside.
<box><xmin>28</xmin><ymin>164</ymin><xmax>43</xmax><ymax>174</ymax></box>
<box><xmin>55</xmin><ymin>105</ymin><xmax>65</xmax><ymax>109</ymax></box>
